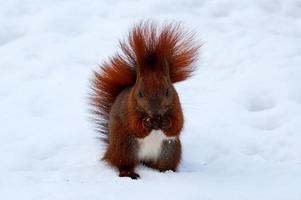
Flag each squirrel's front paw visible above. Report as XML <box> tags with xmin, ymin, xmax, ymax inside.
<box><xmin>161</xmin><ymin>116</ymin><xmax>172</xmax><ymax>130</ymax></box>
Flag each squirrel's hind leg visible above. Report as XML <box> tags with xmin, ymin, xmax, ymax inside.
<box><xmin>104</xmin><ymin>141</ymin><xmax>140</xmax><ymax>179</ymax></box>
<box><xmin>103</xmin><ymin>119</ymin><xmax>140</xmax><ymax>179</ymax></box>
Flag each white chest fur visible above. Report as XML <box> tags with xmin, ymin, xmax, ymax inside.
<box><xmin>137</xmin><ymin>130</ymin><xmax>175</xmax><ymax>161</ymax></box>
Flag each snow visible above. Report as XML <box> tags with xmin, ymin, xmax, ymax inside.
<box><xmin>1</xmin><ymin>0</ymin><xmax>301</xmax><ymax>199</ymax></box>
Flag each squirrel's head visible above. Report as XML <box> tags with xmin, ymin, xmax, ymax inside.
<box><xmin>132</xmin><ymin>58</ymin><xmax>177</xmax><ymax>119</ymax></box>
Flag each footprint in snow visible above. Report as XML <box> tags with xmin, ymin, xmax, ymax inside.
<box><xmin>245</xmin><ymin>96</ymin><xmax>276</xmax><ymax>112</ymax></box>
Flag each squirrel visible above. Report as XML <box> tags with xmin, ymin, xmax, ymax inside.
<box><xmin>90</xmin><ymin>21</ymin><xmax>199</xmax><ymax>179</ymax></box>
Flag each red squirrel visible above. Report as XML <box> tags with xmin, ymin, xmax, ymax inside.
<box><xmin>90</xmin><ymin>22</ymin><xmax>199</xmax><ymax>179</ymax></box>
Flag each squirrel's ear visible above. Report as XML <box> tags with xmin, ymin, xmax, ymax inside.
<box><xmin>135</xmin><ymin>62</ymin><xmax>141</xmax><ymax>82</ymax></box>
<box><xmin>163</xmin><ymin>58</ymin><xmax>171</xmax><ymax>80</ymax></box>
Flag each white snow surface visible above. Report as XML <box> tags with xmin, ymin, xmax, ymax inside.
<box><xmin>1</xmin><ymin>0</ymin><xmax>301</xmax><ymax>199</ymax></box>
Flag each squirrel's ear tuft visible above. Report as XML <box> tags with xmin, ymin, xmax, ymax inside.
<box><xmin>119</xmin><ymin>21</ymin><xmax>200</xmax><ymax>82</ymax></box>
<box><xmin>163</xmin><ymin>58</ymin><xmax>170</xmax><ymax>79</ymax></box>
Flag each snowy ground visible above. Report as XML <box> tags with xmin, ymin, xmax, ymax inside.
<box><xmin>1</xmin><ymin>0</ymin><xmax>301</xmax><ymax>199</ymax></box>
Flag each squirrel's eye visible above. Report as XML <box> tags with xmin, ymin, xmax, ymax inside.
<box><xmin>138</xmin><ymin>91</ymin><xmax>143</xmax><ymax>97</ymax></box>
<box><xmin>165</xmin><ymin>89</ymin><xmax>169</xmax><ymax>97</ymax></box>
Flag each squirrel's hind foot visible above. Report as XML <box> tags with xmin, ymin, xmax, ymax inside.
<box><xmin>119</xmin><ymin>170</ymin><xmax>140</xmax><ymax>179</ymax></box>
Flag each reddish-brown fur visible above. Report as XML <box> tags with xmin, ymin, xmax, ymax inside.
<box><xmin>90</xmin><ymin>21</ymin><xmax>199</xmax><ymax>179</ymax></box>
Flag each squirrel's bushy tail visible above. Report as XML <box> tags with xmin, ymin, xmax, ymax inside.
<box><xmin>90</xmin><ymin>58</ymin><xmax>136</xmax><ymax>140</ymax></box>
<box><xmin>90</xmin><ymin>21</ymin><xmax>200</xmax><ymax>139</ymax></box>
